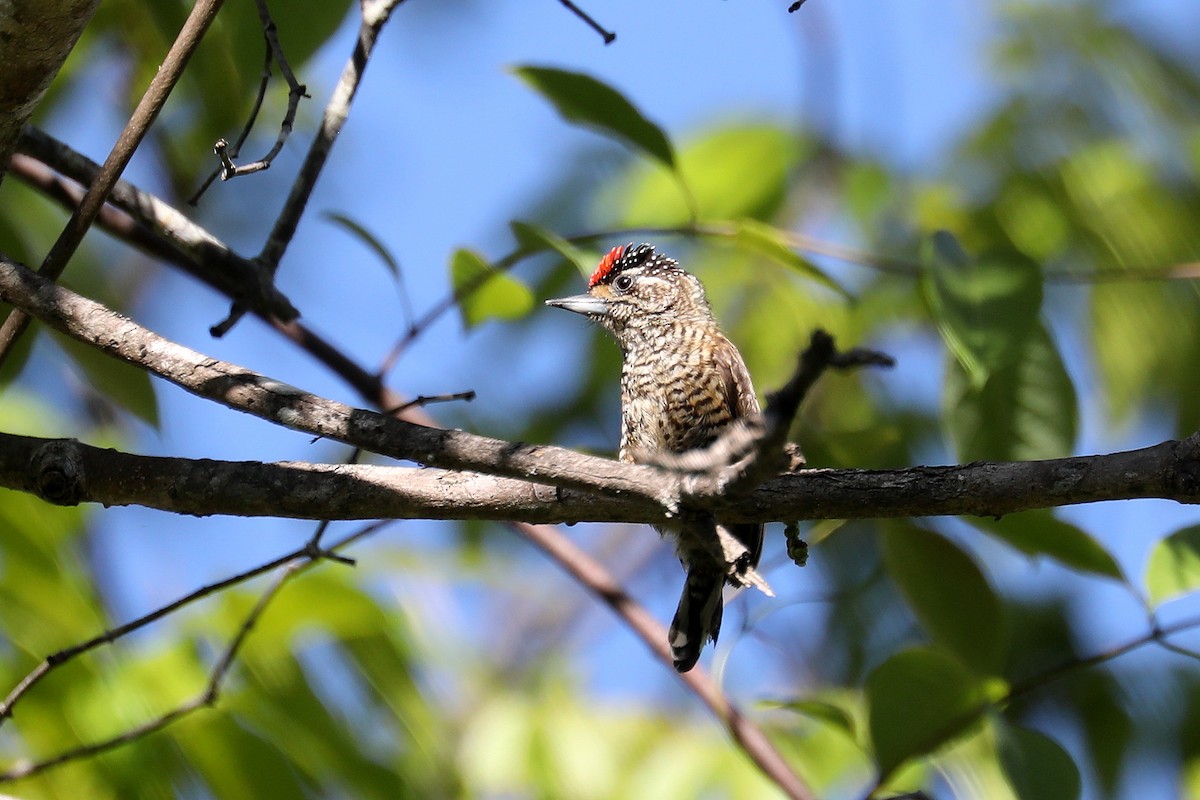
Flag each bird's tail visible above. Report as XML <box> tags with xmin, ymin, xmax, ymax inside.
<box><xmin>669</xmin><ymin>567</ymin><xmax>724</xmax><ymax>672</ymax></box>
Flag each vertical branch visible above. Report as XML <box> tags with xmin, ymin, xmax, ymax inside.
<box><xmin>256</xmin><ymin>0</ymin><xmax>407</xmax><ymax>272</ymax></box>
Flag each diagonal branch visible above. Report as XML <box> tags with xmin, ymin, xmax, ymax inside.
<box><xmin>0</xmin><ymin>0</ymin><xmax>227</xmax><ymax>364</ymax></box>
<box><xmin>14</xmin><ymin>127</ymin><xmax>299</xmax><ymax>322</ymax></box>
<box><xmin>0</xmin><ymin>251</ymin><xmax>675</xmax><ymax>503</ymax></box>
<box><xmin>513</xmin><ymin>521</ymin><xmax>813</xmax><ymax>799</ymax></box>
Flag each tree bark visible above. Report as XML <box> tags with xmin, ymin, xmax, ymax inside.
<box><xmin>0</xmin><ymin>0</ymin><xmax>99</xmax><ymax>185</ymax></box>
<box><xmin>3</xmin><ymin>432</ymin><xmax>1198</xmax><ymax>523</ymax></box>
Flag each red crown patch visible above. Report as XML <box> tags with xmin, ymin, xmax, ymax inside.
<box><xmin>589</xmin><ymin>245</ymin><xmax>626</xmax><ymax>288</ymax></box>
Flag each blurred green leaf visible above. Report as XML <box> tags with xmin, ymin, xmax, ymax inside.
<box><xmin>510</xmin><ymin>220</ymin><xmax>593</xmax><ymax>279</ymax></box>
<box><xmin>449</xmin><ymin>248</ymin><xmax>534</xmax><ymax>329</ymax></box>
<box><xmin>883</xmin><ymin>523</ymin><xmax>1007</xmax><ymax>674</ymax></box>
<box><xmin>615</xmin><ymin>124</ymin><xmax>807</xmax><ymax>225</ymax></box>
<box><xmin>324</xmin><ymin>211</ymin><xmax>402</xmax><ymax>280</ymax></box>
<box><xmin>866</xmin><ymin>646</ymin><xmax>997</xmax><ymax>776</ymax></box>
<box><xmin>945</xmin><ymin>322</ymin><xmax>1077</xmax><ymax>462</ymax></box>
<box><xmin>922</xmin><ymin>231</ymin><xmax>1043</xmax><ymax>387</ymax></box>
<box><xmin>731</xmin><ymin>219</ymin><xmax>851</xmax><ymax>298</ymax></box>
<box><xmin>51</xmin><ymin>332</ymin><xmax>159</xmax><ymax>428</ymax></box>
<box><xmin>512</xmin><ymin>66</ymin><xmax>676</xmax><ymax>170</ymax></box>
<box><xmin>764</xmin><ymin>698</ymin><xmax>857</xmax><ymax>739</ymax></box>
<box><xmin>970</xmin><ymin>511</ymin><xmax>1122</xmax><ymax>580</ymax></box>
<box><xmin>998</xmin><ymin>724</ymin><xmax>1081</xmax><ymax>800</ymax></box>
<box><xmin>1146</xmin><ymin>525</ymin><xmax>1200</xmax><ymax>605</ymax></box>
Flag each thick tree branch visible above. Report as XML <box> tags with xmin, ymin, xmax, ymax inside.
<box><xmin>3</xmin><ymin>431</ymin><xmax>1198</xmax><ymax>523</ymax></box>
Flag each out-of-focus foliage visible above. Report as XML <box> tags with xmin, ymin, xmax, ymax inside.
<box><xmin>4</xmin><ymin>1</ymin><xmax>1200</xmax><ymax>799</ymax></box>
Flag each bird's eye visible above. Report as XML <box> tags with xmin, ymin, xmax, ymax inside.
<box><xmin>613</xmin><ymin>274</ymin><xmax>634</xmax><ymax>293</ymax></box>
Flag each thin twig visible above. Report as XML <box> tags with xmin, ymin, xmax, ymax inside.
<box><xmin>256</xmin><ymin>0</ymin><xmax>406</xmax><ymax>272</ymax></box>
<box><xmin>0</xmin><ymin>523</ymin><xmax>380</xmax><ymax>725</ymax></box>
<box><xmin>511</xmin><ymin>521</ymin><xmax>814</xmax><ymax>800</ymax></box>
<box><xmin>387</xmin><ymin>390</ymin><xmax>476</xmax><ymax>415</ymax></box>
<box><xmin>215</xmin><ymin>0</ymin><xmax>408</xmax><ymax>335</ymax></box>
<box><xmin>556</xmin><ymin>0</ymin><xmax>616</xmax><ymax>44</ymax></box>
<box><xmin>0</xmin><ymin>521</ymin><xmax>388</xmax><ymax>781</ymax></box>
<box><xmin>0</xmin><ymin>0</ymin><xmax>227</xmax><ymax>366</ymax></box>
<box><xmin>188</xmin><ymin>37</ymin><xmax>274</xmax><ymax>203</ymax></box>
<box><xmin>192</xmin><ymin>0</ymin><xmax>310</xmax><ymax>200</ymax></box>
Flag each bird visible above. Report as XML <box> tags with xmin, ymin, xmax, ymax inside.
<box><xmin>546</xmin><ymin>242</ymin><xmax>763</xmax><ymax>672</ymax></box>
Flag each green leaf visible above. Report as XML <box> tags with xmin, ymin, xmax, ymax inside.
<box><xmin>970</xmin><ymin>511</ymin><xmax>1122</xmax><ymax>579</ymax></box>
<box><xmin>762</xmin><ymin>698</ymin><xmax>857</xmax><ymax>739</ymax></box>
<box><xmin>883</xmin><ymin>524</ymin><xmax>1006</xmax><ymax>674</ymax></box>
<box><xmin>512</xmin><ymin>66</ymin><xmax>675</xmax><ymax>170</ymax></box>
<box><xmin>616</xmin><ymin>124</ymin><xmax>807</xmax><ymax>225</ymax></box>
<box><xmin>945</xmin><ymin>322</ymin><xmax>1077</xmax><ymax>462</ymax></box>
<box><xmin>732</xmin><ymin>219</ymin><xmax>851</xmax><ymax>298</ymax></box>
<box><xmin>510</xmin><ymin>220</ymin><xmax>593</xmax><ymax>279</ymax></box>
<box><xmin>998</xmin><ymin>724</ymin><xmax>1081</xmax><ymax>800</ymax></box>
<box><xmin>324</xmin><ymin>211</ymin><xmax>401</xmax><ymax>280</ymax></box>
<box><xmin>922</xmin><ymin>231</ymin><xmax>1043</xmax><ymax>387</ymax></box>
<box><xmin>449</xmin><ymin>249</ymin><xmax>534</xmax><ymax>329</ymax></box>
<box><xmin>51</xmin><ymin>332</ymin><xmax>159</xmax><ymax>427</ymax></box>
<box><xmin>1145</xmin><ymin>525</ymin><xmax>1200</xmax><ymax>605</ymax></box>
<box><xmin>866</xmin><ymin>647</ymin><xmax>995</xmax><ymax>776</ymax></box>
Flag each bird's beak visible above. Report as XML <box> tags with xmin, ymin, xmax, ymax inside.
<box><xmin>545</xmin><ymin>293</ymin><xmax>609</xmax><ymax>317</ymax></box>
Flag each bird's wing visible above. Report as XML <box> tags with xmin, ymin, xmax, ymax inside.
<box><xmin>715</xmin><ymin>335</ymin><xmax>760</xmax><ymax>419</ymax></box>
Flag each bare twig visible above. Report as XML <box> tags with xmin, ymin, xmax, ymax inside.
<box><xmin>0</xmin><ymin>521</ymin><xmax>380</xmax><ymax>725</ymax></box>
<box><xmin>555</xmin><ymin>0</ymin><xmax>616</xmax><ymax>44</ymax></box>
<box><xmin>512</xmin><ymin>521</ymin><xmax>813</xmax><ymax>799</ymax></box>
<box><xmin>0</xmin><ymin>0</ymin><xmax>227</xmax><ymax>365</ymax></box>
<box><xmin>0</xmin><ymin>521</ymin><xmax>386</xmax><ymax>780</ymax></box>
<box><xmin>212</xmin><ymin>0</ymin><xmax>408</xmax><ymax>335</ymax></box>
<box><xmin>189</xmin><ymin>42</ymin><xmax>273</xmax><ymax>202</ymax></box>
<box><xmin>191</xmin><ymin>0</ymin><xmax>310</xmax><ymax>202</ymax></box>
<box><xmin>256</xmin><ymin>0</ymin><xmax>405</xmax><ymax>272</ymax></box>
<box><xmin>387</xmin><ymin>390</ymin><xmax>476</xmax><ymax>415</ymax></box>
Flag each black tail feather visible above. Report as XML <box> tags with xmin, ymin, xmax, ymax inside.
<box><xmin>669</xmin><ymin>568</ymin><xmax>724</xmax><ymax>672</ymax></box>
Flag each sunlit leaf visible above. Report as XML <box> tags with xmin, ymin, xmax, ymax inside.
<box><xmin>921</xmin><ymin>230</ymin><xmax>1043</xmax><ymax>387</ymax></box>
<box><xmin>883</xmin><ymin>523</ymin><xmax>1007</xmax><ymax>674</ymax></box>
<box><xmin>449</xmin><ymin>248</ymin><xmax>534</xmax><ymax>329</ymax></box>
<box><xmin>512</xmin><ymin>66</ymin><xmax>676</xmax><ymax>170</ymax></box>
<box><xmin>998</xmin><ymin>724</ymin><xmax>1081</xmax><ymax>800</ymax></box>
<box><xmin>1146</xmin><ymin>525</ymin><xmax>1200</xmax><ymax>605</ymax></box>
<box><xmin>945</xmin><ymin>322</ymin><xmax>1077</xmax><ymax>462</ymax></box>
<box><xmin>615</xmin><ymin>125</ymin><xmax>807</xmax><ymax>225</ymax></box>
<box><xmin>867</xmin><ymin>647</ymin><xmax>997</xmax><ymax>776</ymax></box>
<box><xmin>970</xmin><ymin>511</ymin><xmax>1122</xmax><ymax>580</ymax></box>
